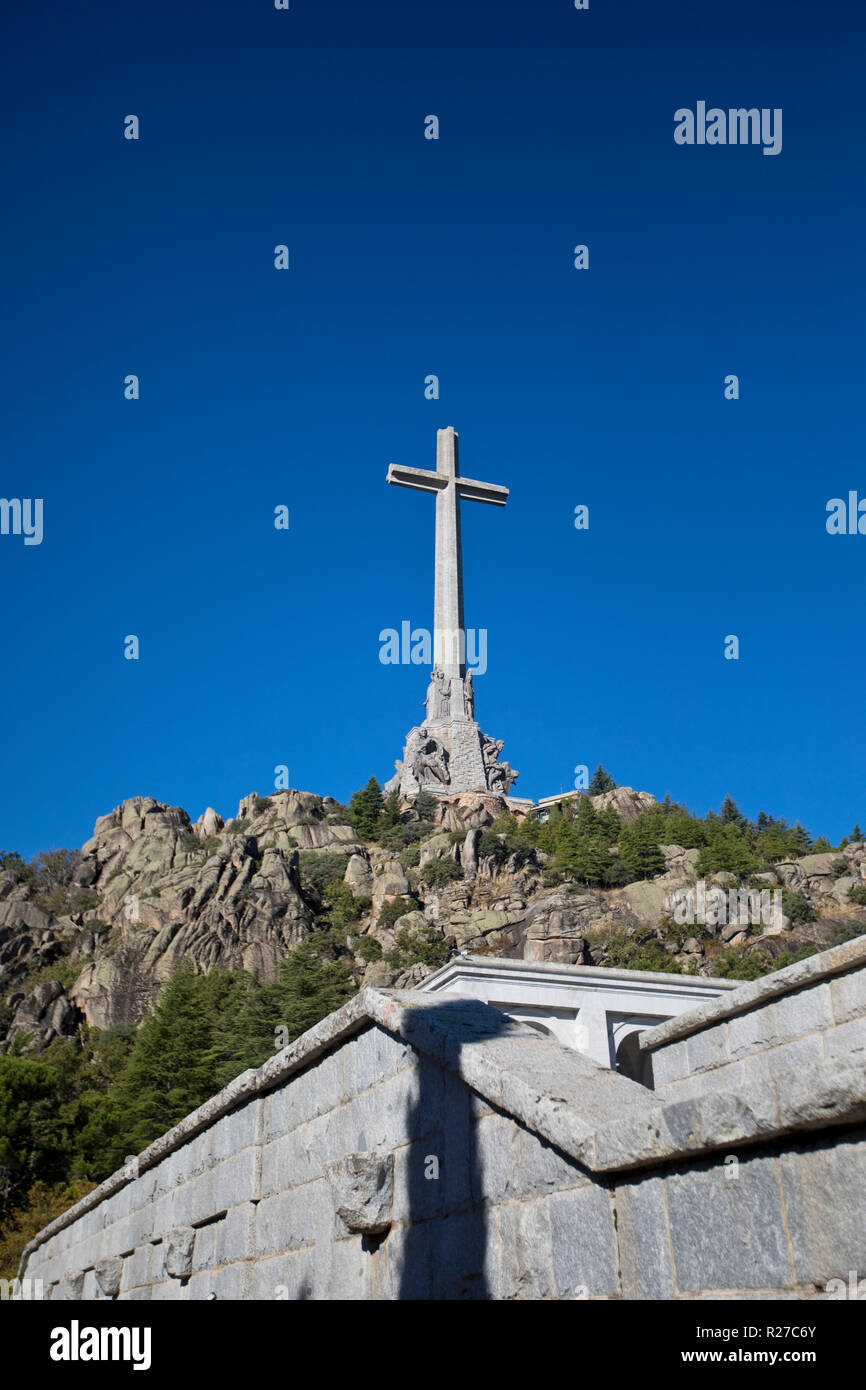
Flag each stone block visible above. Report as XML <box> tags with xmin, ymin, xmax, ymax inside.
<box><xmin>163</xmin><ymin>1227</ymin><xmax>195</xmax><ymax>1280</ymax></box>
<box><xmin>471</xmin><ymin>1111</ymin><xmax>521</xmax><ymax>1206</ymax></box>
<box><xmin>686</xmin><ymin>1024</ymin><xmax>730</xmax><ymax>1075</ymax></box>
<box><xmin>214</xmin><ymin>1203</ymin><xmax>255</xmax><ymax>1267</ymax></box>
<box><xmin>260</xmin><ymin>1123</ymin><xmax>323</xmax><ymax>1197</ymax></box>
<box><xmin>779</xmin><ymin>1134</ymin><xmax>866</xmax><ymax>1285</ymax></box>
<box><xmin>726</xmin><ymin>1007</ymin><xmax>778</xmax><ymax>1060</ymax></box>
<box><xmin>823</xmin><ymin>1016</ymin><xmax>866</xmax><ymax>1062</ymax></box>
<box><xmin>354</xmin><ymin>1024</ymin><xmax>401</xmax><ymax>1092</ymax></box>
<box><xmin>325</xmin><ymin>1152</ymin><xmax>394</xmax><ymax>1235</ymax></box>
<box><xmin>391</xmin><ymin>1140</ymin><xmax>450</xmax><ymax>1225</ymax></box>
<box><xmin>123</xmin><ymin>1243</ymin><xmax>159</xmax><ymax>1291</ymax></box>
<box><xmin>498</xmin><ymin>1198</ymin><xmax>555</xmax><ymax>1300</ymax></box>
<box><xmin>616</xmin><ymin>1174</ymin><xmax>676</xmax><ymax>1300</ymax></box>
<box><xmin>830</xmin><ymin>968</ymin><xmax>866</xmax><ymax>1025</ymax></box>
<box><xmin>771</xmin><ymin>982</ymin><xmax>832</xmax><ymax>1044</ymax></box>
<box><xmin>261</xmin><ymin>1071</ymin><xmax>314</xmax><ymax>1143</ymax></box>
<box><xmin>518</xmin><ymin>1127</ymin><xmax>587</xmax><ymax>1197</ymax></box>
<box><xmin>248</xmin><ymin>1249</ymin><xmax>316</xmax><ymax>1301</ymax></box>
<box><xmin>254</xmin><ymin>1180</ymin><xmax>331</xmax><ymax>1258</ymax></box>
<box><xmin>550</xmin><ymin>1185</ymin><xmax>619</xmax><ymax>1298</ymax></box>
<box><xmin>425</xmin><ymin>1206</ymin><xmax>497</xmax><ymax>1300</ymax></box>
<box><xmin>209</xmin><ymin>1101</ymin><xmax>258</xmax><ymax>1166</ymax></box>
<box><xmin>211</xmin><ymin>1148</ymin><xmax>259</xmax><ymax>1212</ymax></box>
<box><xmin>327</xmin><ymin>1235</ymin><xmax>367</xmax><ymax>1299</ymax></box>
<box><xmin>666</xmin><ymin>1154</ymin><xmax>794</xmax><ymax>1292</ymax></box>
<box><xmin>94</xmin><ymin>1256</ymin><xmax>124</xmax><ymax>1299</ymax></box>
<box><xmin>647</xmin><ymin>1039</ymin><xmax>691</xmax><ymax>1088</ymax></box>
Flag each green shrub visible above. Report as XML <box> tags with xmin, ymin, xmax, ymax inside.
<box><xmin>357</xmin><ymin>936</ymin><xmax>383</xmax><ymax>963</ymax></box>
<box><xmin>849</xmin><ymin>883</ymin><xmax>866</xmax><ymax>907</ymax></box>
<box><xmin>781</xmin><ymin>889</ymin><xmax>816</xmax><ymax>924</ymax></box>
<box><xmin>297</xmin><ymin>852</ymin><xmax>350</xmax><ymax>899</ymax></box>
<box><xmin>376</xmin><ymin>896</ymin><xmax>416</xmax><ymax>932</ymax></box>
<box><xmin>832</xmin><ymin>858</ymin><xmax>850</xmax><ymax>878</ymax></box>
<box><xmin>420</xmin><ymin>857</ymin><xmax>463</xmax><ymax>887</ymax></box>
<box><xmin>399</xmin><ymin>844</ymin><xmax>421</xmax><ymax>870</ymax></box>
<box><xmin>601</xmin><ymin>928</ymin><xmax>681</xmax><ymax>974</ymax></box>
<box><xmin>386</xmin><ymin>924</ymin><xmax>452</xmax><ymax>970</ymax></box>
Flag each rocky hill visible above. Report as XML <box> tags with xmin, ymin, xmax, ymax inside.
<box><xmin>2</xmin><ymin>785</ymin><xmax>865</xmax><ymax>1052</ymax></box>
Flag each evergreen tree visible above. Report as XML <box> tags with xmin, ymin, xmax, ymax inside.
<box><xmin>589</xmin><ymin>764</ymin><xmax>616</xmax><ymax>794</ymax></box>
<box><xmin>347</xmin><ymin>777</ymin><xmax>384</xmax><ymax>840</ymax></box>
<box><xmin>413</xmin><ymin>789</ymin><xmax>438</xmax><ymax>822</ymax></box>
<box><xmin>272</xmin><ymin>931</ymin><xmax>355</xmax><ymax>1045</ymax></box>
<box><xmin>720</xmin><ymin>796</ymin><xmax>745</xmax><ymax>826</ymax></box>
<box><xmin>379</xmin><ymin>790</ymin><xmax>403</xmax><ymax>833</ymax></box>
<box><xmin>618</xmin><ymin>820</ymin><xmax>665</xmax><ymax>881</ymax></box>
<box><xmin>851</xmin><ymin>824</ymin><xmax>864</xmax><ymax>843</ymax></box>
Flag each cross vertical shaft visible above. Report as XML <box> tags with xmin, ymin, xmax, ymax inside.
<box><xmin>433</xmin><ymin>428</ymin><xmax>465</xmax><ymax>682</ymax></box>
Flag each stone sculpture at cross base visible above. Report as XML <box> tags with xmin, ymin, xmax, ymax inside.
<box><xmin>383</xmin><ymin>426</ymin><xmax>519</xmax><ymax>799</ymax></box>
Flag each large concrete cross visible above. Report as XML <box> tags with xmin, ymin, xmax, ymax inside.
<box><xmin>387</xmin><ymin>427</ymin><xmax>508</xmax><ymax>681</ymax></box>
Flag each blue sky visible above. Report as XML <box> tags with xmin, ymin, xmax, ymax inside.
<box><xmin>1</xmin><ymin>0</ymin><xmax>864</xmax><ymax>858</ymax></box>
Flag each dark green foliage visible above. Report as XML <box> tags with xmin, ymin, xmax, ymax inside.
<box><xmin>720</xmin><ymin>796</ymin><xmax>745</xmax><ymax>826</ymax></box>
<box><xmin>271</xmin><ymin>931</ymin><xmax>356</xmax><ymax>1049</ymax></box>
<box><xmin>348</xmin><ymin>777</ymin><xmax>384</xmax><ymax>841</ymax></box>
<box><xmin>321</xmin><ymin>881</ymin><xmax>371</xmax><ymax>929</ymax></box>
<box><xmin>696</xmin><ymin>823</ymin><xmax>760</xmax><ymax>877</ymax></box>
<box><xmin>618</xmin><ymin>820</ymin><xmax>666</xmax><ymax>881</ymax></box>
<box><xmin>0</xmin><ymin>1057</ymin><xmax>71</xmax><ymax>1217</ymax></box>
<box><xmin>413</xmin><ymin>790</ymin><xmax>438</xmax><ymax>821</ymax></box>
<box><xmin>357</xmin><ymin>936</ymin><xmax>383</xmax><ymax>963</ymax></box>
<box><xmin>851</xmin><ymin>825</ymin><xmax>864</xmax><ymax>843</ymax></box>
<box><xmin>252</xmin><ymin>796</ymin><xmax>271</xmax><ymax>815</ymax></box>
<box><xmin>399</xmin><ymin>844</ymin><xmax>421</xmax><ymax>870</ymax></box>
<box><xmin>377</xmin><ymin>820</ymin><xmax>437</xmax><ymax>853</ymax></box>
<box><xmin>588</xmin><ymin>764</ymin><xmax>616</xmax><ymax>794</ymax></box>
<box><xmin>420</xmin><ymin>857</ymin><xmax>463</xmax><ymax>887</ymax></box>
<box><xmin>832</xmin><ymin>858</ymin><xmax>850</xmax><ymax>878</ymax></box>
<box><xmin>781</xmin><ymin>889</ymin><xmax>816</xmax><ymax>924</ymax></box>
<box><xmin>601</xmin><ymin>929</ymin><xmax>681</xmax><ymax>974</ymax></box>
<box><xmin>297</xmin><ymin>851</ymin><xmax>351</xmax><ymax>900</ymax></box>
<box><xmin>849</xmin><ymin>883</ymin><xmax>866</xmax><ymax>907</ymax></box>
<box><xmin>376</xmin><ymin>896</ymin><xmax>416</xmax><ymax>931</ymax></box>
<box><xmin>386</xmin><ymin>924</ymin><xmax>452</xmax><ymax>971</ymax></box>
<box><xmin>0</xmin><ymin>850</ymin><xmax>36</xmax><ymax>886</ymax></box>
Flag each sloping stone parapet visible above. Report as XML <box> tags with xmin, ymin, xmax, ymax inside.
<box><xmin>17</xmin><ymin>933</ymin><xmax>866</xmax><ymax>1301</ymax></box>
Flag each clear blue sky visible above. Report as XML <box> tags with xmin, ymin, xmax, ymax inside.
<box><xmin>1</xmin><ymin>0</ymin><xmax>864</xmax><ymax>858</ymax></box>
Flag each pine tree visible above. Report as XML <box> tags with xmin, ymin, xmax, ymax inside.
<box><xmin>851</xmin><ymin>824</ymin><xmax>864</xmax><ymax>843</ymax></box>
<box><xmin>589</xmin><ymin>764</ymin><xmax>616</xmax><ymax>794</ymax></box>
<box><xmin>413</xmin><ymin>789</ymin><xmax>437</xmax><ymax>821</ymax></box>
<box><xmin>618</xmin><ymin>819</ymin><xmax>665</xmax><ymax>881</ymax></box>
<box><xmin>347</xmin><ymin>777</ymin><xmax>384</xmax><ymax>840</ymax></box>
<box><xmin>273</xmin><ymin>932</ymin><xmax>355</xmax><ymax>1044</ymax></box>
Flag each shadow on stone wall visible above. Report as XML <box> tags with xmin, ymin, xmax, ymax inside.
<box><xmin>396</xmin><ymin>1000</ymin><xmax>513</xmax><ymax>1300</ymax></box>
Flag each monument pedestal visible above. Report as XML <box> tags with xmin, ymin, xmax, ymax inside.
<box><xmin>386</xmin><ymin>710</ymin><xmax>518</xmax><ymax>799</ymax></box>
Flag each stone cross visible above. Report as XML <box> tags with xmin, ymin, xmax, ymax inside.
<box><xmin>386</xmin><ymin>427</ymin><xmax>508</xmax><ymax>682</ymax></box>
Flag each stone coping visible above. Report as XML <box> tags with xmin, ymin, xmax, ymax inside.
<box><xmin>420</xmin><ymin>953</ymin><xmax>743</xmax><ymax>994</ymax></box>
<box><xmin>20</xmin><ymin>976</ymin><xmax>866</xmax><ymax>1271</ymax></box>
<box><xmin>638</xmin><ymin>934</ymin><xmax>866</xmax><ymax>1054</ymax></box>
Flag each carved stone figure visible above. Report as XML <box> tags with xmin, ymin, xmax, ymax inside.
<box><xmin>464</xmin><ymin>670</ymin><xmax>474</xmax><ymax>719</ymax></box>
<box><xmin>410</xmin><ymin>730</ymin><xmax>450</xmax><ymax>789</ymax></box>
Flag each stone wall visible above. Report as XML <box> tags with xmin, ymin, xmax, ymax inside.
<box><xmin>19</xmin><ymin>939</ymin><xmax>866</xmax><ymax>1300</ymax></box>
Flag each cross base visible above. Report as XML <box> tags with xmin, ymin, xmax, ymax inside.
<box><xmin>385</xmin><ymin>716</ymin><xmax>519</xmax><ymax>799</ymax></box>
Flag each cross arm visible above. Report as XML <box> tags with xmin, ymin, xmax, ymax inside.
<box><xmin>386</xmin><ymin>463</ymin><xmax>449</xmax><ymax>494</ymax></box>
<box><xmin>455</xmin><ymin>477</ymin><xmax>509</xmax><ymax>506</ymax></box>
